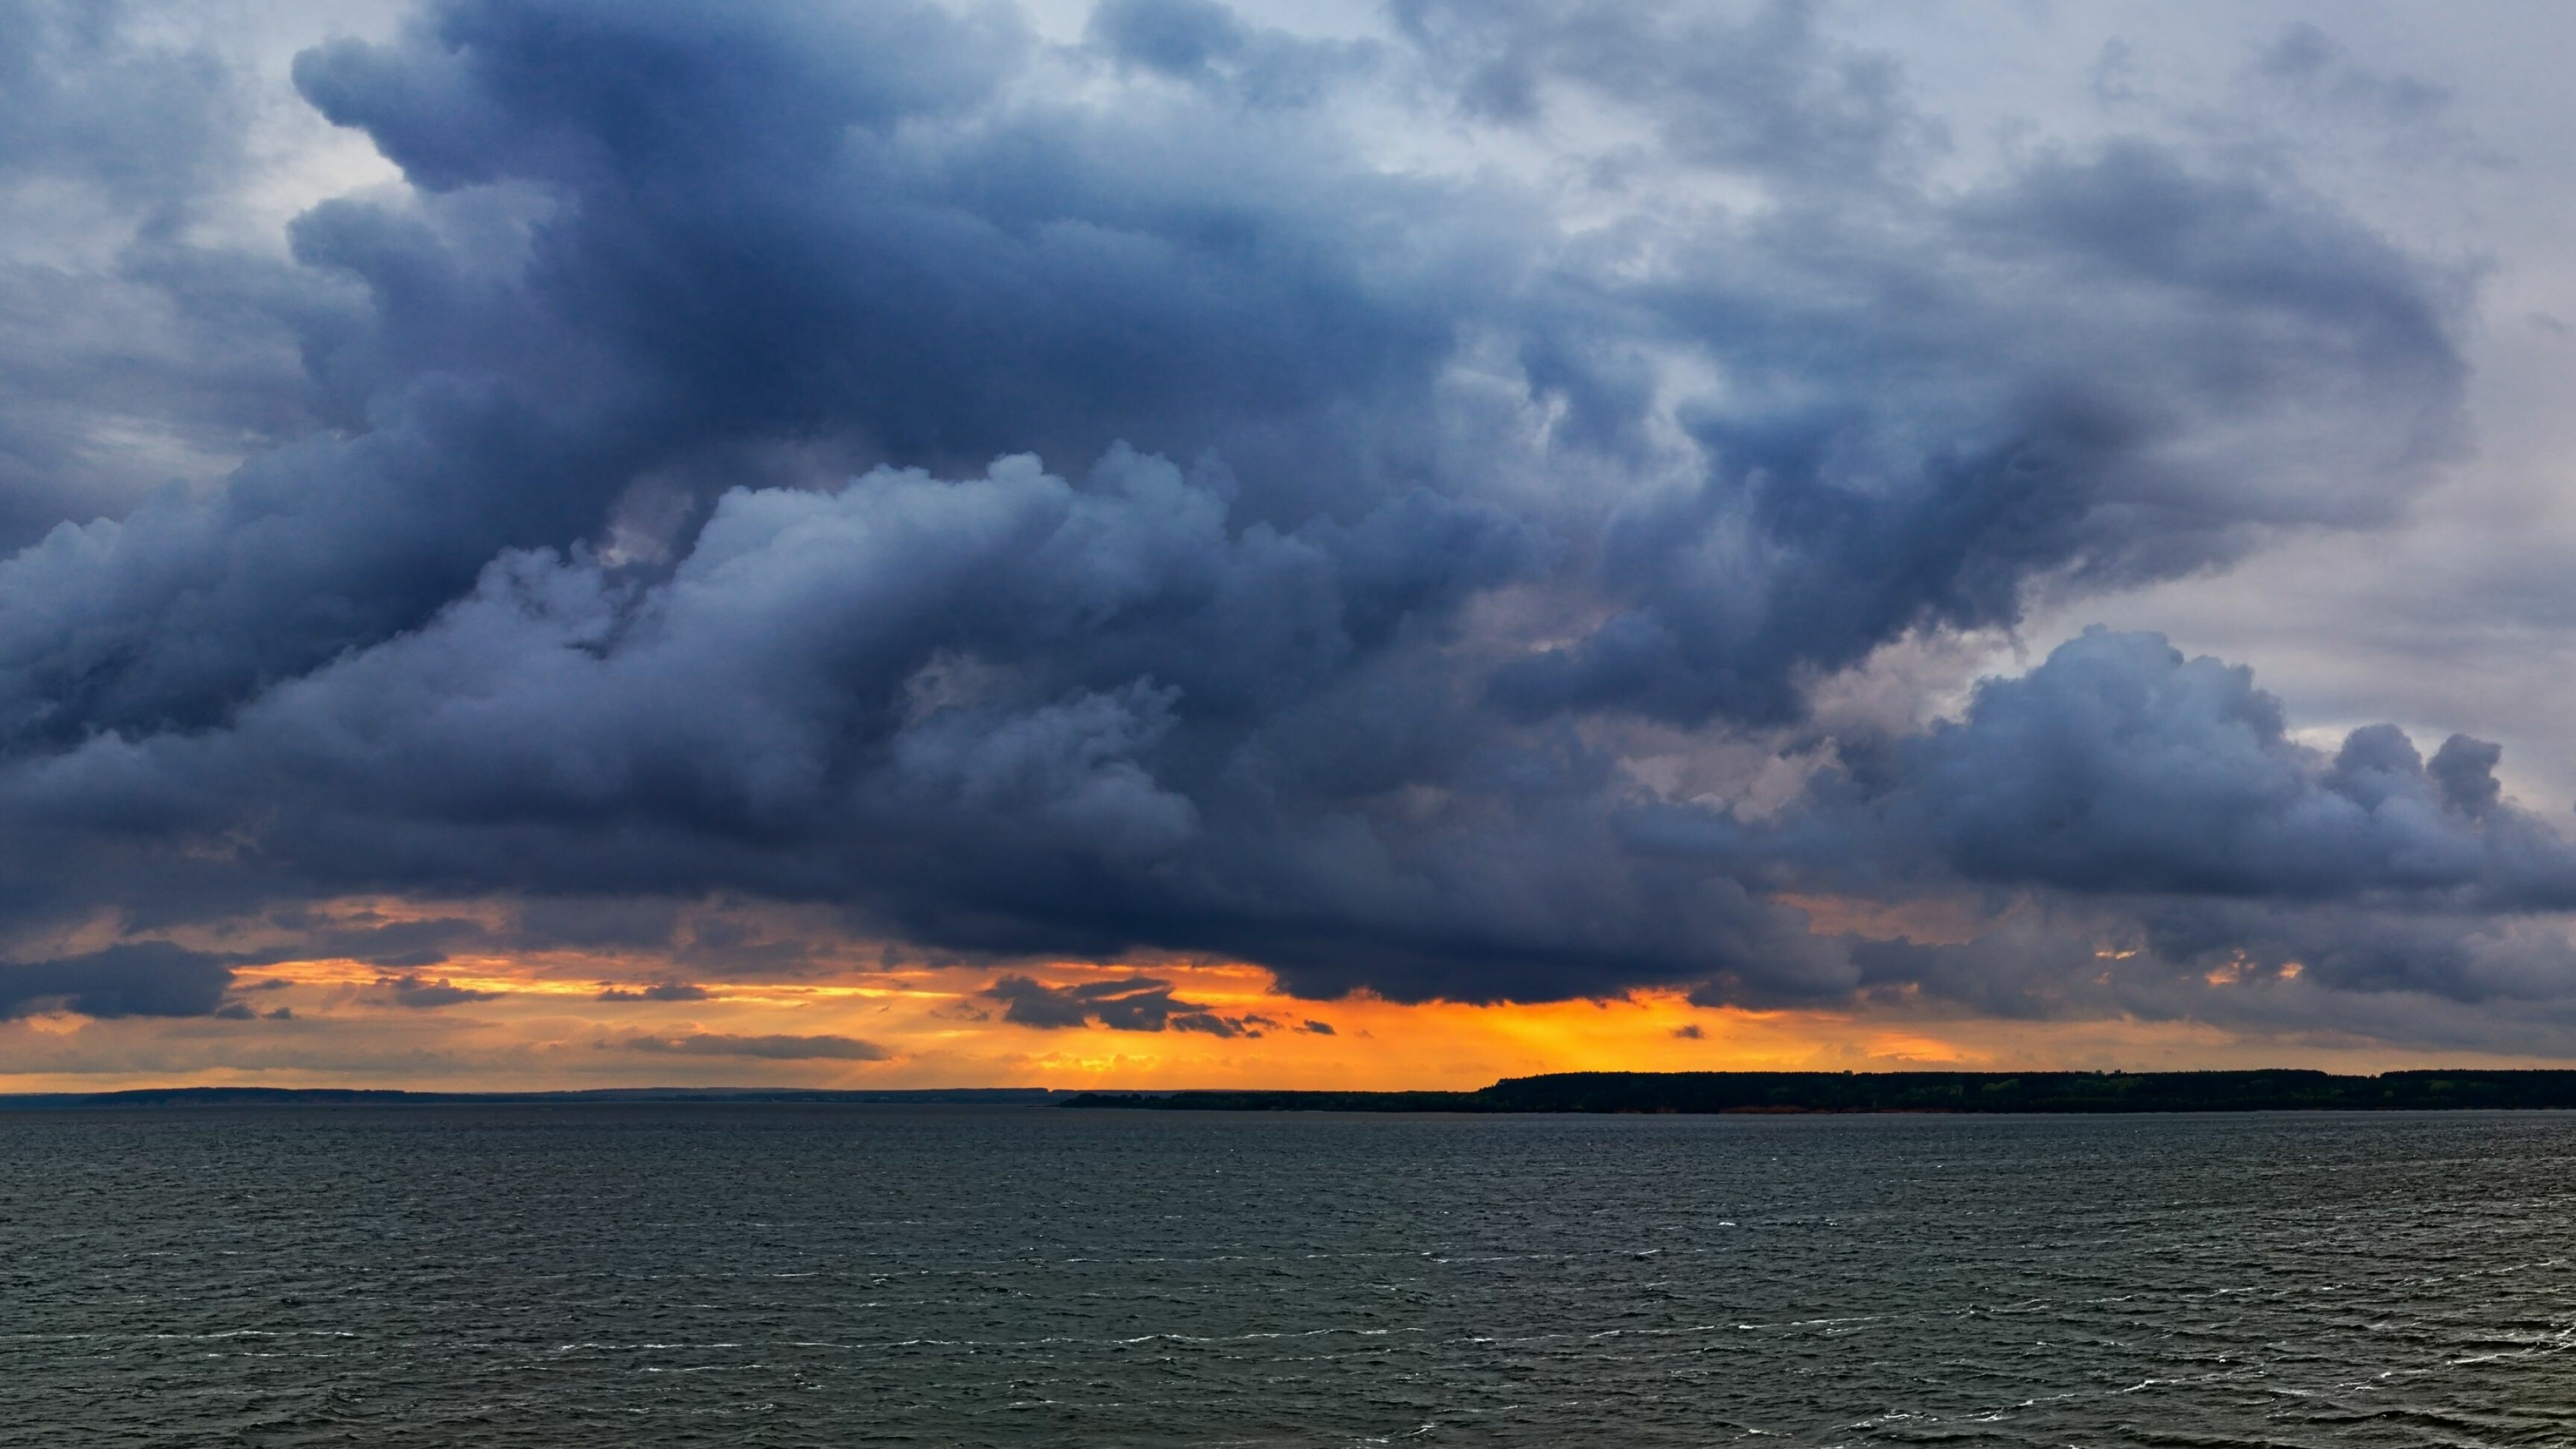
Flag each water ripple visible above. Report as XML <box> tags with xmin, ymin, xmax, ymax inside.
<box><xmin>6</xmin><ymin>1106</ymin><xmax>2576</xmax><ymax>1446</ymax></box>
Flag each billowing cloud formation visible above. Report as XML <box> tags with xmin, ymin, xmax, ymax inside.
<box><xmin>1888</xmin><ymin>631</ymin><xmax>2575</xmax><ymax>906</ymax></box>
<box><xmin>617</xmin><ymin>1032</ymin><xmax>888</xmax><ymax>1061</ymax></box>
<box><xmin>1619</xmin><ymin>629</ymin><xmax>2576</xmax><ymax>1034</ymax></box>
<box><xmin>0</xmin><ymin>0</ymin><xmax>2563</xmax><ymax>1055</ymax></box>
<box><xmin>0</xmin><ymin>0</ymin><xmax>2461</xmax><ymax>741</ymax></box>
<box><xmin>1641</xmin><ymin>629</ymin><xmax>2576</xmax><ymax>909</ymax></box>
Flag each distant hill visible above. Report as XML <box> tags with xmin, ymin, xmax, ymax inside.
<box><xmin>1061</xmin><ymin>1069</ymin><xmax>2576</xmax><ymax>1114</ymax></box>
<box><xmin>18</xmin><ymin>1072</ymin><xmax>2576</xmax><ymax>1113</ymax></box>
<box><xmin>0</xmin><ymin>1086</ymin><xmax>1073</xmax><ymax>1109</ymax></box>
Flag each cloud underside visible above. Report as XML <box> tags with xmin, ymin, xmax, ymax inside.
<box><xmin>0</xmin><ymin>0</ymin><xmax>2565</xmax><ymax>1054</ymax></box>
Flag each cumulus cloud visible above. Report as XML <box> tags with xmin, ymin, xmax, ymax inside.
<box><xmin>1883</xmin><ymin>630</ymin><xmax>2576</xmax><ymax>906</ymax></box>
<box><xmin>0</xmin><ymin>0</ymin><xmax>2557</xmax><ymax>1052</ymax></box>
<box><xmin>1627</xmin><ymin>629</ymin><xmax>2576</xmax><ymax>1033</ymax></box>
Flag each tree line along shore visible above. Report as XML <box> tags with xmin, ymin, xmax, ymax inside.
<box><xmin>1061</xmin><ymin>1069</ymin><xmax>2576</xmax><ymax>1114</ymax></box>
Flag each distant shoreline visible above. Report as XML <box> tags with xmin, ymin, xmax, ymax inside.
<box><xmin>16</xmin><ymin>1070</ymin><xmax>2576</xmax><ymax>1112</ymax></box>
<box><xmin>1063</xmin><ymin>1069</ymin><xmax>2576</xmax><ymax>1114</ymax></box>
<box><xmin>0</xmin><ymin>1087</ymin><xmax>1075</xmax><ymax>1109</ymax></box>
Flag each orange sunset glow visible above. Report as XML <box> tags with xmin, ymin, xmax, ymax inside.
<box><xmin>5</xmin><ymin>922</ymin><xmax>2563</xmax><ymax>1094</ymax></box>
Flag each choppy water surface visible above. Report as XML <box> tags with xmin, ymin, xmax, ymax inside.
<box><xmin>7</xmin><ymin>1107</ymin><xmax>2576</xmax><ymax>1446</ymax></box>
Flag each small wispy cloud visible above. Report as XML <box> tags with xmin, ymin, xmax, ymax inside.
<box><xmin>596</xmin><ymin>981</ymin><xmax>712</xmax><ymax>1002</ymax></box>
<box><xmin>612</xmin><ymin>1032</ymin><xmax>888</xmax><ymax>1061</ymax></box>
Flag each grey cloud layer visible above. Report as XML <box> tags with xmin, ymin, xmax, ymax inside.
<box><xmin>0</xmin><ymin>1</ymin><xmax>338</xmax><ymax>554</ymax></box>
<box><xmin>0</xmin><ymin>943</ymin><xmax>235</xmax><ymax>1020</ymax></box>
<box><xmin>0</xmin><ymin>0</ymin><xmax>2560</xmax><ymax>1047</ymax></box>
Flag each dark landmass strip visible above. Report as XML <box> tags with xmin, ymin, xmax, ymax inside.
<box><xmin>0</xmin><ymin>1087</ymin><xmax>1073</xmax><ymax>1110</ymax></box>
<box><xmin>1062</xmin><ymin>1070</ymin><xmax>2576</xmax><ymax>1114</ymax></box>
<box><xmin>19</xmin><ymin>1071</ymin><xmax>2576</xmax><ymax>1112</ymax></box>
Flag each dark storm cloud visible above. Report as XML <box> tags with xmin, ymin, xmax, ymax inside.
<box><xmin>0</xmin><ymin>0</ymin><xmax>1492</xmax><ymax>753</ymax></box>
<box><xmin>0</xmin><ymin>0</ymin><xmax>2463</xmax><ymax>745</ymax></box>
<box><xmin>237</xmin><ymin>915</ymin><xmax>494</xmax><ymax>970</ymax></box>
<box><xmin>1489</xmin><ymin>136</ymin><xmax>2463</xmax><ymax>724</ymax></box>
<box><xmin>616</xmin><ymin>1032</ymin><xmax>888</xmax><ymax>1061</ymax></box>
<box><xmin>0</xmin><ymin>0</ymin><xmax>2550</xmax><ymax>1040</ymax></box>
<box><xmin>0</xmin><ymin>943</ymin><xmax>233</xmax><ymax>1020</ymax></box>
<box><xmin>511</xmin><ymin>898</ymin><xmax>682</xmax><ymax>951</ymax></box>
<box><xmin>983</xmin><ymin>975</ymin><xmax>1267</xmax><ymax>1037</ymax></box>
<box><xmin>1</xmin><ymin>449</ymin><xmax>1824</xmax><ymax>1006</ymax></box>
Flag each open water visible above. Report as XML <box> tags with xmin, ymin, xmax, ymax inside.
<box><xmin>5</xmin><ymin>1105</ymin><xmax>2576</xmax><ymax>1446</ymax></box>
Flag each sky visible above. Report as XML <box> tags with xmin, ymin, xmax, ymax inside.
<box><xmin>7</xmin><ymin>0</ymin><xmax>2576</xmax><ymax>1091</ymax></box>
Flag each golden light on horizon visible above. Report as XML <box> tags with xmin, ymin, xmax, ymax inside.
<box><xmin>6</xmin><ymin>945</ymin><xmax>2573</xmax><ymax>1097</ymax></box>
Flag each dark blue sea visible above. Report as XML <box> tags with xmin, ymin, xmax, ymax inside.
<box><xmin>5</xmin><ymin>1105</ymin><xmax>2574</xmax><ymax>1446</ymax></box>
